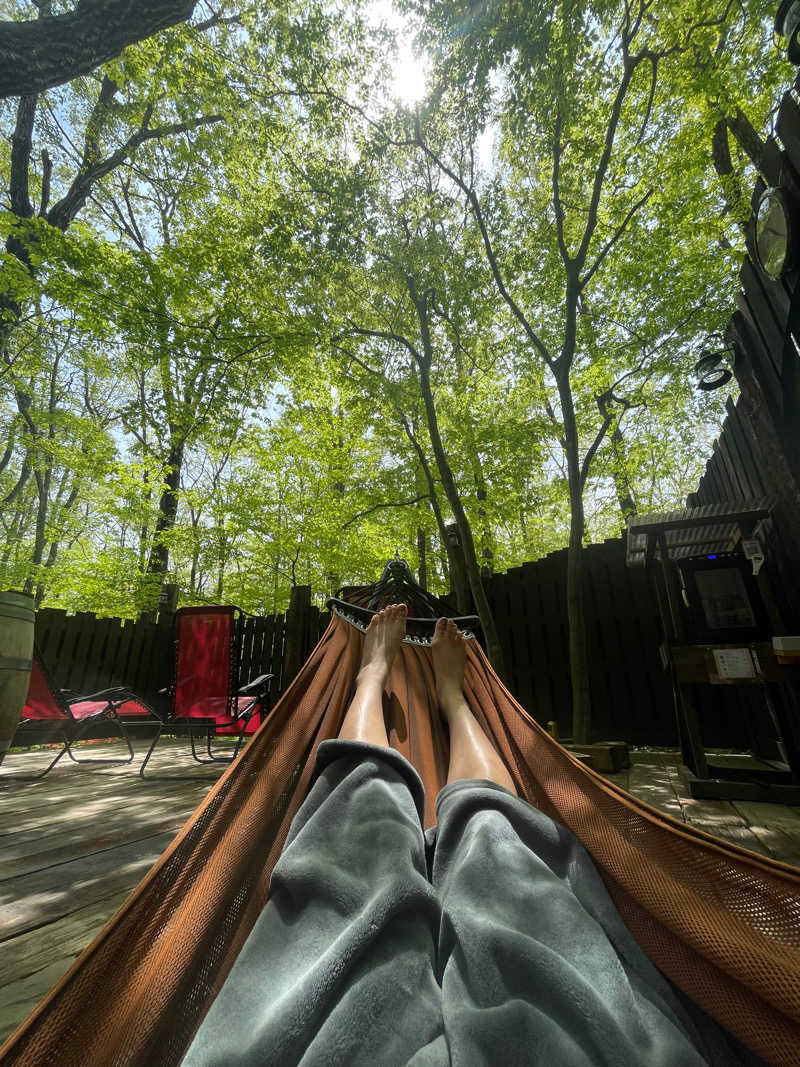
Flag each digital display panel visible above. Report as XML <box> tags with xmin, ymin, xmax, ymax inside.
<box><xmin>694</xmin><ymin>568</ymin><xmax>757</xmax><ymax>631</ymax></box>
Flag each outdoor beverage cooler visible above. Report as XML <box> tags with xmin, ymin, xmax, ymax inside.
<box><xmin>626</xmin><ymin>501</ymin><xmax>800</xmax><ymax>803</ymax></box>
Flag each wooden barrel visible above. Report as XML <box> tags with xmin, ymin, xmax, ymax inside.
<box><xmin>0</xmin><ymin>590</ymin><xmax>34</xmax><ymax>766</ymax></box>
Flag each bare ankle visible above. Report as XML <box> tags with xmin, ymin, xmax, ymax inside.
<box><xmin>437</xmin><ymin>686</ymin><xmax>467</xmax><ymax>722</ymax></box>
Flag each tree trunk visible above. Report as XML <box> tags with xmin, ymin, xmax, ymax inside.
<box><xmin>216</xmin><ymin>555</ymin><xmax>225</xmax><ymax>600</ymax></box>
<box><xmin>559</xmin><ymin>376</ymin><xmax>591</xmax><ymax>744</ymax></box>
<box><xmin>468</xmin><ymin>445</ymin><xmax>494</xmax><ymax>575</ymax></box>
<box><xmin>726</xmin><ymin>107</ymin><xmax>766</xmax><ymax>175</ymax></box>
<box><xmin>711</xmin><ymin>118</ymin><xmax>748</xmax><ymax>235</ymax></box>
<box><xmin>33</xmin><ymin>481</ymin><xmax>80</xmax><ymax>606</ymax></box>
<box><xmin>401</xmin><ymin>415</ymin><xmax>452</xmax><ymax>587</ymax></box>
<box><xmin>142</xmin><ymin>435</ymin><xmax>185</xmax><ymax>613</ymax></box>
<box><xmin>596</xmin><ymin>393</ymin><xmax>636</xmax><ymax>520</ymax></box>
<box><xmin>444</xmin><ymin>523</ymin><xmax>471</xmax><ymax>615</ymax></box>
<box><xmin>417</xmin><ymin>362</ymin><xmax>505</xmax><ymax>674</ymax></box>
<box><xmin>416</xmin><ymin>526</ymin><xmax>427</xmax><ymax>590</ymax></box>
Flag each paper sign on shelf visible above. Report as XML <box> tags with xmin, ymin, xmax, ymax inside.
<box><xmin>712</xmin><ymin>648</ymin><xmax>756</xmax><ymax>679</ymax></box>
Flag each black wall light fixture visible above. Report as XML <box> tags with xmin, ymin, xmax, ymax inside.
<box><xmin>694</xmin><ymin>336</ymin><xmax>735</xmax><ymax>391</ymax></box>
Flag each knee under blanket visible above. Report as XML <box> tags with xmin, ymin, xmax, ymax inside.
<box><xmin>182</xmin><ymin>740</ymin><xmax>765</xmax><ymax>1067</ymax></box>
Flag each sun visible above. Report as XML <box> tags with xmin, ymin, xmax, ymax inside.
<box><xmin>368</xmin><ymin>0</ymin><xmax>430</xmax><ymax>105</ymax></box>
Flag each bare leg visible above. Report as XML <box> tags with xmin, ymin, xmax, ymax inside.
<box><xmin>432</xmin><ymin>618</ymin><xmax>517</xmax><ymax>794</ymax></box>
<box><xmin>338</xmin><ymin>603</ymin><xmax>408</xmax><ymax>747</ymax></box>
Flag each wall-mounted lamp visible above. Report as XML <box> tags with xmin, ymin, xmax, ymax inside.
<box><xmin>693</xmin><ymin>335</ymin><xmax>735</xmax><ymax>391</ymax></box>
<box><xmin>776</xmin><ymin>1</ymin><xmax>800</xmax><ymax>63</ymax></box>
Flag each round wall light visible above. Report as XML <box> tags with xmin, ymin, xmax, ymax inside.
<box><xmin>776</xmin><ymin>0</ymin><xmax>800</xmax><ymax>63</ymax></box>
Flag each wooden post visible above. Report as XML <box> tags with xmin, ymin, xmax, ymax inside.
<box><xmin>283</xmin><ymin>585</ymin><xmax>312</xmax><ymax>689</ymax></box>
<box><xmin>656</xmin><ymin>533</ymin><xmax>709</xmax><ymax>778</ymax></box>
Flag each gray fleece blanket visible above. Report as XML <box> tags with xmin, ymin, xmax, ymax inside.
<box><xmin>182</xmin><ymin>739</ymin><xmax>764</xmax><ymax>1067</ymax></box>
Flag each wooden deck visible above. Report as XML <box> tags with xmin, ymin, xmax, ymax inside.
<box><xmin>1</xmin><ymin>742</ymin><xmax>799</xmax><ymax>1047</ymax></box>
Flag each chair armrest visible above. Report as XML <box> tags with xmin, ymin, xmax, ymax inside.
<box><xmin>238</xmin><ymin>673</ymin><xmax>274</xmax><ymax>696</ymax></box>
<box><xmin>66</xmin><ymin>685</ymin><xmax>131</xmax><ymax>705</ymax></box>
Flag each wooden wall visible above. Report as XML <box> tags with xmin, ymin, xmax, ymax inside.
<box><xmin>684</xmin><ymin>83</ymin><xmax>800</xmax><ymax>629</ymax></box>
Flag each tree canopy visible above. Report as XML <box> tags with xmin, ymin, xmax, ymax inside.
<box><xmin>0</xmin><ymin>0</ymin><xmax>790</xmax><ymax>724</ymax></box>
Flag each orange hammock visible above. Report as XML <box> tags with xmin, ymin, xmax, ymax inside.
<box><xmin>2</xmin><ymin>612</ymin><xmax>800</xmax><ymax>1067</ymax></box>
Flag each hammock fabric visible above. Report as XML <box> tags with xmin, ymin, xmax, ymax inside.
<box><xmin>2</xmin><ymin>611</ymin><xmax>800</xmax><ymax>1067</ymax></box>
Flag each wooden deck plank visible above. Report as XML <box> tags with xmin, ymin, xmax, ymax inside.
<box><xmin>0</xmin><ymin>889</ymin><xmax>132</xmax><ymax>1044</ymax></box>
<box><xmin>2</xmin><ymin>803</ymin><xmax>206</xmax><ymax>878</ymax></box>
<box><xmin>626</xmin><ymin>753</ymin><xmax>685</xmax><ymax>821</ymax></box>
<box><xmin>0</xmin><ymin>739</ymin><xmax>229</xmax><ymax>1043</ymax></box>
<box><xmin>601</xmin><ymin>749</ymin><xmax>800</xmax><ymax>864</ymax></box>
<box><xmin>1</xmin><ymin>828</ymin><xmax>183</xmax><ymax>941</ymax></box>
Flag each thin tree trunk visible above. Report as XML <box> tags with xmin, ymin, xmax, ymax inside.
<box><xmin>0</xmin><ymin>455</ymin><xmax>31</xmax><ymax>508</ymax></box>
<box><xmin>33</xmin><ymin>481</ymin><xmax>80</xmax><ymax>605</ymax></box>
<box><xmin>711</xmin><ymin>118</ymin><xmax>748</xmax><ymax>236</ymax></box>
<box><xmin>726</xmin><ymin>107</ymin><xmax>766</xmax><ymax>174</ymax></box>
<box><xmin>401</xmin><ymin>415</ymin><xmax>452</xmax><ymax>589</ymax></box>
<box><xmin>416</xmin><ymin>526</ymin><xmax>427</xmax><ymax>590</ymax></box>
<box><xmin>559</xmin><ymin>376</ymin><xmax>591</xmax><ymax>744</ymax></box>
<box><xmin>216</xmin><ymin>544</ymin><xmax>225</xmax><ymax>600</ymax></box>
<box><xmin>596</xmin><ymin>393</ymin><xmax>636</xmax><ymax>520</ymax></box>
<box><xmin>417</xmin><ymin>361</ymin><xmax>505</xmax><ymax>674</ymax></box>
<box><xmin>189</xmin><ymin>506</ymin><xmax>201</xmax><ymax>594</ymax></box>
<box><xmin>23</xmin><ymin>465</ymin><xmax>50</xmax><ymax>596</ymax></box>
<box><xmin>142</xmin><ymin>435</ymin><xmax>185</xmax><ymax>613</ymax></box>
<box><xmin>2</xmin><ymin>503</ymin><xmax>29</xmax><ymax>567</ymax></box>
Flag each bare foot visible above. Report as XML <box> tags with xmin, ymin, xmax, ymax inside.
<box><xmin>431</xmin><ymin>617</ymin><xmax>467</xmax><ymax>720</ymax></box>
<box><xmin>357</xmin><ymin>603</ymin><xmax>407</xmax><ymax>689</ymax></box>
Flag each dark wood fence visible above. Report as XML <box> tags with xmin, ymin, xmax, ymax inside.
<box><xmin>482</xmin><ymin>535</ymin><xmax>800</xmax><ymax>749</ymax></box>
<box><xmin>687</xmin><ymin>396</ymin><xmax>800</xmax><ymax>628</ymax></box>
<box><xmin>30</xmin><ymin>540</ymin><xmax>790</xmax><ymax>750</ymax></box>
<box><xmin>482</xmin><ymin>540</ymin><xmax>681</xmax><ymax>746</ymax></box>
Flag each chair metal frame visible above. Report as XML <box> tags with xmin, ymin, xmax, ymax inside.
<box><xmin>4</xmin><ymin>649</ymin><xmax>157</xmax><ymax>781</ymax></box>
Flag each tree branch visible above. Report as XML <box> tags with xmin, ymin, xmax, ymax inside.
<box><xmin>9</xmin><ymin>94</ymin><xmax>38</xmax><ymax>219</ymax></box>
<box><xmin>342</xmin><ymin>494</ymin><xmax>429</xmax><ymax>530</ymax></box>
<box><xmin>574</xmin><ymin>58</ymin><xmax>637</xmax><ymax>270</ymax></box>
<box><xmin>551</xmin><ymin>108</ymin><xmax>570</xmax><ymax>265</ymax></box>
<box><xmin>579</xmin><ymin>409</ymin><xmax>614</xmax><ymax>491</ymax></box>
<box><xmin>579</xmin><ymin>187</ymin><xmax>653</xmax><ymax>290</ymax></box>
<box><xmin>38</xmin><ymin>148</ymin><xmax>52</xmax><ymax>216</ymax></box>
<box><xmin>47</xmin><ymin>109</ymin><xmax>222</xmax><ymax>231</ymax></box>
<box><xmin>0</xmin><ymin>0</ymin><xmax>199</xmax><ymax>99</ymax></box>
<box><xmin>345</xmin><ymin>321</ymin><xmax>423</xmax><ymax>363</ymax></box>
<box><xmin>0</xmin><ymin>457</ymin><xmax>31</xmax><ymax>509</ymax></box>
<box><xmin>412</xmin><ymin>114</ymin><xmax>553</xmax><ymax>368</ymax></box>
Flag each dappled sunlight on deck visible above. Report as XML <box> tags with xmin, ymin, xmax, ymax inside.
<box><xmin>0</xmin><ymin>737</ymin><xmax>236</xmax><ymax>1042</ymax></box>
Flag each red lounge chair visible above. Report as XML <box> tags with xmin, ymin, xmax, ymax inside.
<box><xmin>139</xmin><ymin>605</ymin><xmax>273</xmax><ymax>777</ymax></box>
<box><xmin>3</xmin><ymin>650</ymin><xmax>157</xmax><ymax>780</ymax></box>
